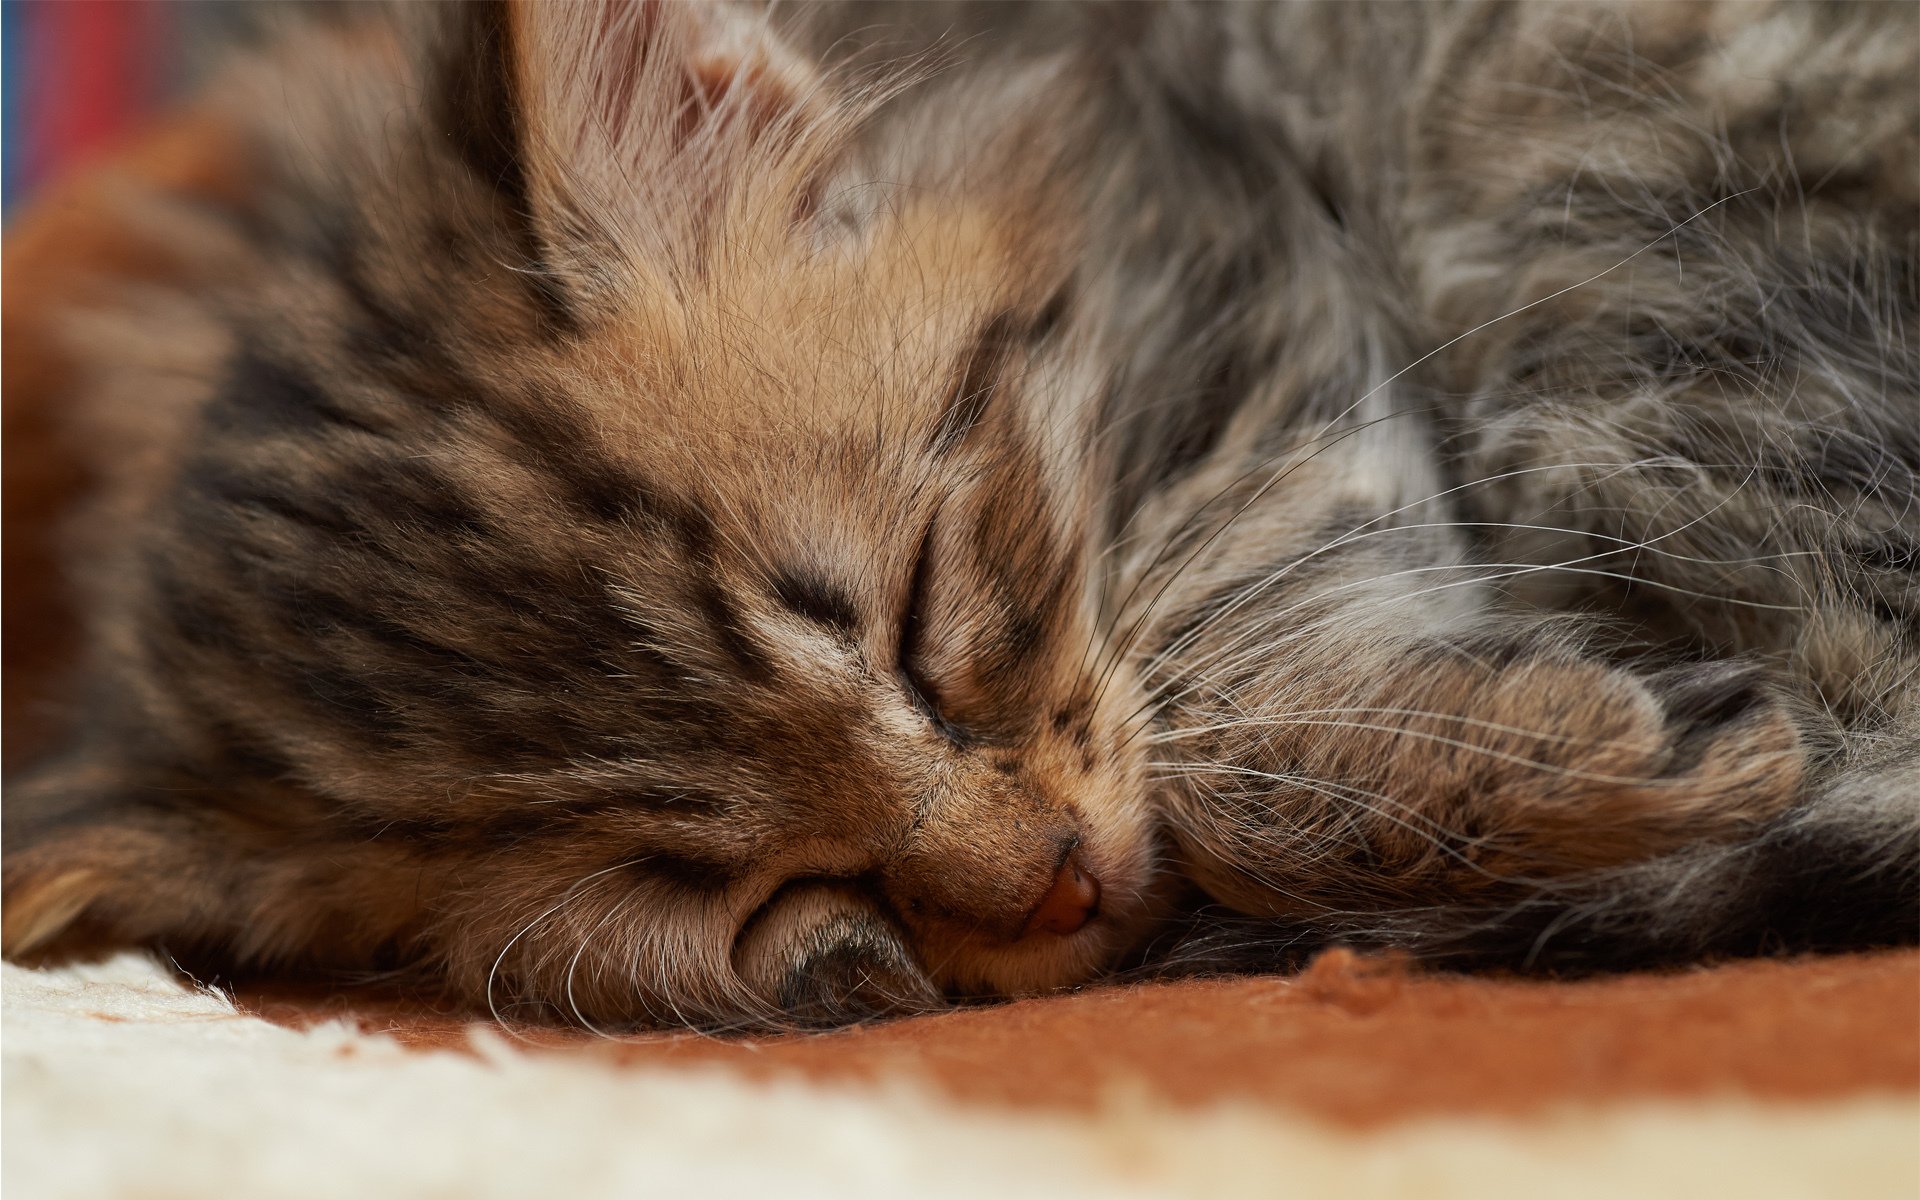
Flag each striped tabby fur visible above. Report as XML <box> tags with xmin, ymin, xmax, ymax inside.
<box><xmin>4</xmin><ymin>0</ymin><xmax>1914</xmax><ymax>1028</ymax></box>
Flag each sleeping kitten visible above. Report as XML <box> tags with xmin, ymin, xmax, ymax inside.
<box><xmin>3</xmin><ymin>0</ymin><xmax>1914</xmax><ymax>1029</ymax></box>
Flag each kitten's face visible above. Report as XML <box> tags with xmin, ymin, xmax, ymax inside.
<box><xmin>380</xmin><ymin>218</ymin><xmax>1163</xmax><ymax>1022</ymax></box>
<box><xmin>0</xmin><ymin>2</ymin><xmax>1166</xmax><ymax>1027</ymax></box>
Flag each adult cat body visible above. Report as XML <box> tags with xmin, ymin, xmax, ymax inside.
<box><xmin>3</xmin><ymin>0</ymin><xmax>1914</xmax><ymax>1028</ymax></box>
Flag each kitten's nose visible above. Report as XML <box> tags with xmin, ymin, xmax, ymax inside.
<box><xmin>1022</xmin><ymin>848</ymin><xmax>1101</xmax><ymax>937</ymax></box>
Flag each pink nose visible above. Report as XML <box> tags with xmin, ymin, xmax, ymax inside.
<box><xmin>1023</xmin><ymin>849</ymin><xmax>1101</xmax><ymax>937</ymax></box>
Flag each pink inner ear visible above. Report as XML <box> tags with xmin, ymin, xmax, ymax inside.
<box><xmin>574</xmin><ymin>0</ymin><xmax>656</xmax><ymax>147</ymax></box>
<box><xmin>553</xmin><ymin>0</ymin><xmax>814</xmax><ymax>156</ymax></box>
<box><xmin>508</xmin><ymin>0</ymin><xmax>838</xmax><ymax>271</ymax></box>
<box><xmin>688</xmin><ymin>47</ymin><xmax>803</xmax><ymax>138</ymax></box>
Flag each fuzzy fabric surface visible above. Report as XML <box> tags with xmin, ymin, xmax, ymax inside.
<box><xmin>5</xmin><ymin>952</ymin><xmax>1918</xmax><ymax>1200</ymax></box>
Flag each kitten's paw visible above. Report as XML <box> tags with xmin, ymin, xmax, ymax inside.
<box><xmin>1160</xmin><ymin>645</ymin><xmax>1810</xmax><ymax>915</ymax></box>
<box><xmin>1401</xmin><ymin>651</ymin><xmax>1807</xmax><ymax>876</ymax></box>
<box><xmin>733</xmin><ymin>882</ymin><xmax>941</xmax><ymax>1027</ymax></box>
<box><xmin>1647</xmin><ymin>661</ymin><xmax>1780</xmax><ymax>751</ymax></box>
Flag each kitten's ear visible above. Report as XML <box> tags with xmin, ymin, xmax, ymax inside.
<box><xmin>1</xmin><ymin>762</ymin><xmax>223</xmax><ymax>960</ymax></box>
<box><xmin>428</xmin><ymin>0</ymin><xmax>832</xmax><ymax>305</ymax></box>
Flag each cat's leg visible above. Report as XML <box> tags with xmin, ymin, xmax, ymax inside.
<box><xmin>1326</xmin><ymin>705</ymin><xmax>1920</xmax><ymax>968</ymax></box>
<box><xmin>1118</xmin><ymin>419</ymin><xmax>1820</xmax><ymax>944</ymax></box>
<box><xmin>1145</xmin><ymin>711</ymin><xmax>1919</xmax><ymax>972</ymax></box>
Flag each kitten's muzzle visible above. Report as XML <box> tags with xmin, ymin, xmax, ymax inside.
<box><xmin>1021</xmin><ymin>846</ymin><xmax>1101</xmax><ymax>938</ymax></box>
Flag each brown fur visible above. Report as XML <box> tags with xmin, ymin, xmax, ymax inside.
<box><xmin>3</xmin><ymin>2</ymin><xmax>1162</xmax><ymax>1028</ymax></box>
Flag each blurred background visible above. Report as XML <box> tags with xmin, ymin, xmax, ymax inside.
<box><xmin>2</xmin><ymin>0</ymin><xmax>299</xmax><ymax>213</ymax></box>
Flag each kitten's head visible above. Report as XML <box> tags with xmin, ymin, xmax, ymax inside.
<box><xmin>2</xmin><ymin>0</ymin><xmax>1164</xmax><ymax>1026</ymax></box>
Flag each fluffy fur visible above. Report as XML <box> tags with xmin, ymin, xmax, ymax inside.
<box><xmin>3</xmin><ymin>0</ymin><xmax>1915</xmax><ymax>1028</ymax></box>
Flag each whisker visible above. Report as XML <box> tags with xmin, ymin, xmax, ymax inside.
<box><xmin>563</xmin><ymin>890</ymin><xmax>642</xmax><ymax>1039</ymax></box>
<box><xmin>1159</xmin><ymin>714</ymin><xmax>1720</xmax><ymax>788</ymax></box>
<box><xmin>1153</xmin><ymin>763</ymin><xmax>1521</xmax><ymax>886</ymax></box>
<box><xmin>486</xmin><ymin>857</ymin><xmax>645</xmax><ymax>1038</ymax></box>
<box><xmin>1149</xmin><ymin>704</ymin><xmax>1668</xmax><ymax>753</ymax></box>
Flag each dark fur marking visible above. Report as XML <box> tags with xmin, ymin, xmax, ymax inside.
<box><xmin>631</xmin><ymin>852</ymin><xmax>737</xmax><ymax>894</ymax></box>
<box><xmin>996</xmin><ymin>609</ymin><xmax>1046</xmax><ymax>665</ymax></box>
<box><xmin>898</xmin><ymin>521</ymin><xmax>976</xmax><ymax>746</ymax></box>
<box><xmin>775</xmin><ymin>931</ymin><xmax>915</xmax><ymax>1026</ymax></box>
<box><xmin>694</xmin><ymin>577</ymin><xmax>777</xmax><ymax>683</ymax></box>
<box><xmin>487</xmin><ymin>392</ymin><xmax>686</xmax><ymax>530</ymax></box>
<box><xmin>207</xmin><ymin>343</ymin><xmax>386</xmax><ymax>439</ymax></box>
<box><xmin>1763</xmin><ymin>431</ymin><xmax>1919</xmax><ymax>500</ymax></box>
<box><xmin>191</xmin><ymin>462</ymin><xmax>357</xmax><ymax>539</ymax></box>
<box><xmin>432</xmin><ymin>1</ymin><xmax>526</xmax><ymax>214</ymax></box>
<box><xmin>1652</xmin><ymin>661</ymin><xmax>1767</xmax><ymax>727</ymax></box>
<box><xmin>665</xmin><ymin>500</ymin><xmax>720</xmax><ymax>564</ymax></box>
<box><xmin>337</xmin><ymin>808</ymin><xmax>550</xmax><ymax>847</ymax></box>
<box><xmin>564</xmin><ymin>460</ymin><xmax>659</xmax><ymax>526</ymax></box>
<box><xmin>1429</xmin><ymin>629</ymin><xmax>1558</xmax><ymax>673</ymax></box>
<box><xmin>933</xmin><ymin>311</ymin><xmax>1018</xmax><ymax>453</ymax></box>
<box><xmin>295</xmin><ymin>201</ymin><xmax>458</xmax><ymax>361</ymax></box>
<box><xmin>1029</xmin><ymin>288</ymin><xmax>1070</xmax><ymax>344</ymax></box>
<box><xmin>150</xmin><ymin>564</ymin><xmax>239</xmax><ymax>653</ymax></box>
<box><xmin>344</xmin><ymin>458</ymin><xmax>490</xmax><ymax>540</ymax></box>
<box><xmin>294</xmin><ymin>664</ymin><xmax>409</xmax><ymax>743</ymax></box>
<box><xmin>607</xmin><ymin>614</ymin><xmax>693</xmax><ymax>679</ymax></box>
<box><xmin>430</xmin><ymin>0</ymin><xmax>579</xmax><ymax>335</ymax></box>
<box><xmin>771</xmin><ymin>571</ymin><xmax>860</xmax><ymax>635</ymax></box>
<box><xmin>266</xmin><ymin>581</ymin><xmax>495</xmax><ymax>679</ymax></box>
<box><xmin>203</xmin><ymin>721</ymin><xmax>297</xmax><ymax>785</ymax></box>
<box><xmin>976</xmin><ymin>564</ymin><xmax>1056</xmax><ymax>685</ymax></box>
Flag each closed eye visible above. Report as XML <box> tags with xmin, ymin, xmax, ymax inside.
<box><xmin>898</xmin><ymin>517</ymin><xmax>970</xmax><ymax>746</ymax></box>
